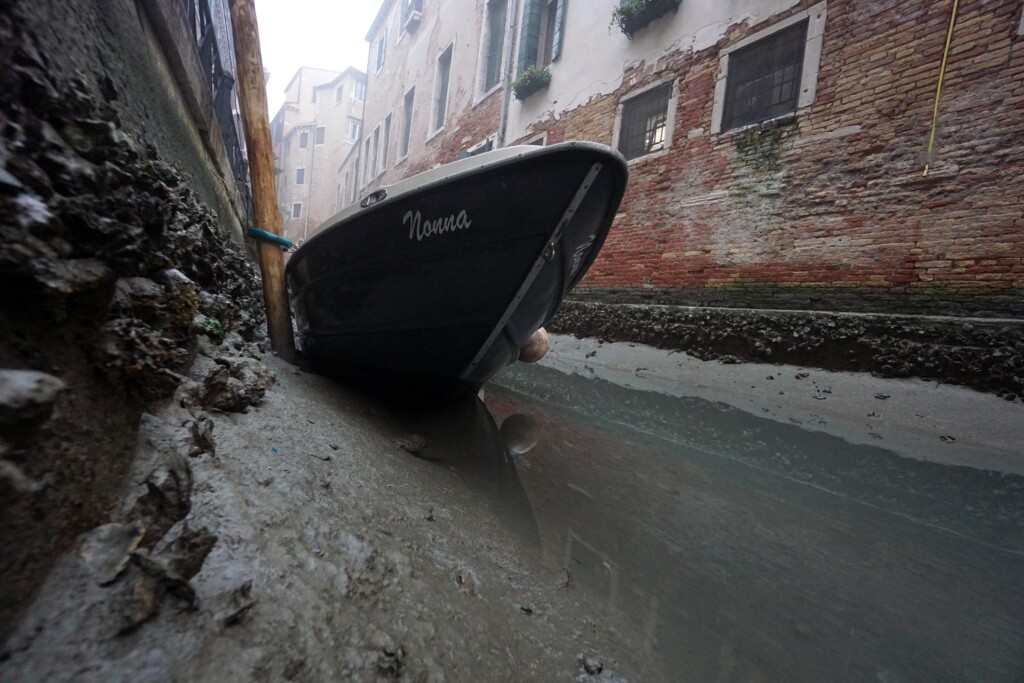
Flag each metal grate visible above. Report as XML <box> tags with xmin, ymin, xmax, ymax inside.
<box><xmin>723</xmin><ymin>20</ymin><xmax>807</xmax><ymax>131</ymax></box>
<box><xmin>618</xmin><ymin>82</ymin><xmax>672</xmax><ymax>161</ymax></box>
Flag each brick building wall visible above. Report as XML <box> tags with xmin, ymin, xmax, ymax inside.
<box><xmin>516</xmin><ymin>0</ymin><xmax>1024</xmax><ymax>316</ymax></box>
<box><xmin>359</xmin><ymin>0</ymin><xmax>1023</xmax><ymax>317</ymax></box>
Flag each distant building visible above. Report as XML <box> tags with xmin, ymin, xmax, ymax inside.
<box><xmin>271</xmin><ymin>67</ymin><xmax>367</xmax><ymax>244</ymax></box>
<box><xmin>358</xmin><ymin>0</ymin><xmax>1024</xmax><ymax>317</ymax></box>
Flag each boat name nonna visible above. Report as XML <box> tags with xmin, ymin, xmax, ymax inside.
<box><xmin>404</xmin><ymin>209</ymin><xmax>472</xmax><ymax>241</ymax></box>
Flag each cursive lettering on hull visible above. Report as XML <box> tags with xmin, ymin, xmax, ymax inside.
<box><xmin>405</xmin><ymin>209</ymin><xmax>472</xmax><ymax>241</ymax></box>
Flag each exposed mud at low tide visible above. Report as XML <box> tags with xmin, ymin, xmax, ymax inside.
<box><xmin>550</xmin><ymin>301</ymin><xmax>1024</xmax><ymax>400</ymax></box>
<box><xmin>1</xmin><ymin>353</ymin><xmax>640</xmax><ymax>682</ymax></box>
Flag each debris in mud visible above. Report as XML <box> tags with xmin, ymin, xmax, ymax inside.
<box><xmin>940</xmin><ymin>435</ymin><xmax>957</xmax><ymax>443</ymax></box>
<box><xmin>222</xmin><ymin>580</ymin><xmax>256</xmax><ymax>627</ymax></box>
<box><xmin>78</xmin><ymin>521</ymin><xmax>143</xmax><ymax>585</ymax></box>
<box><xmin>191</xmin><ymin>356</ymin><xmax>276</xmax><ymax>413</ymax></box>
<box><xmin>455</xmin><ymin>567</ymin><xmax>478</xmax><ymax>595</ymax></box>
<box><xmin>579</xmin><ymin>654</ymin><xmax>604</xmax><ymax>675</ymax></box>
<box><xmin>0</xmin><ymin>370</ymin><xmax>66</xmax><ymax>436</ymax></box>
<box><xmin>393</xmin><ymin>433</ymin><xmax>427</xmax><ymax>454</ymax></box>
<box><xmin>875</xmin><ymin>393</ymin><xmax>891</xmax><ymax>400</ymax></box>
<box><xmin>282</xmin><ymin>657</ymin><xmax>306</xmax><ymax>680</ymax></box>
<box><xmin>376</xmin><ymin>645</ymin><xmax>404</xmax><ymax>679</ymax></box>
<box><xmin>127</xmin><ymin>456</ymin><xmax>193</xmax><ymax>550</ymax></box>
<box><xmin>189</xmin><ymin>413</ymin><xmax>215</xmax><ymax>456</ymax></box>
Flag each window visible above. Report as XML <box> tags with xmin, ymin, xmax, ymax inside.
<box><xmin>617</xmin><ymin>81</ymin><xmax>672</xmax><ymax>161</ymax></box>
<box><xmin>517</xmin><ymin>0</ymin><xmax>566</xmax><ymax>73</ymax></box>
<box><xmin>483</xmin><ymin>0</ymin><xmax>508</xmax><ymax>92</ymax></box>
<box><xmin>712</xmin><ymin>2</ymin><xmax>826</xmax><ymax>134</ymax></box>
<box><xmin>363</xmin><ymin>137</ymin><xmax>372</xmax><ymax>185</ymax></box>
<box><xmin>375</xmin><ymin>30</ymin><xmax>387</xmax><ymax>72</ymax></box>
<box><xmin>299</xmin><ymin>130</ymin><xmax>309</xmax><ymax>149</ymax></box>
<box><xmin>380</xmin><ymin>114</ymin><xmax>392</xmax><ymax>174</ymax></box>
<box><xmin>348</xmin><ymin>120</ymin><xmax>361</xmax><ymax>141</ymax></box>
<box><xmin>315</xmin><ymin>126</ymin><xmax>325</xmax><ymax>145</ymax></box>
<box><xmin>291</xmin><ymin>203</ymin><xmax>302</xmax><ymax>218</ymax></box>
<box><xmin>400</xmin><ymin>0</ymin><xmax>423</xmax><ymax>34</ymax></box>
<box><xmin>400</xmin><ymin>87</ymin><xmax>415</xmax><ymax>158</ymax></box>
<box><xmin>433</xmin><ymin>44</ymin><xmax>453</xmax><ymax>132</ymax></box>
<box><xmin>354</xmin><ymin>81</ymin><xmax>366</xmax><ymax>101</ymax></box>
<box><xmin>312</xmin><ymin>88</ymin><xmax>318</xmax><ymax>103</ymax></box>
<box><xmin>335</xmin><ymin>85</ymin><xmax>344</xmax><ymax>103</ymax></box>
<box><xmin>722</xmin><ymin>21</ymin><xmax>807</xmax><ymax>131</ymax></box>
<box><xmin>370</xmin><ymin>125</ymin><xmax>380</xmax><ymax>178</ymax></box>
<box><xmin>295</xmin><ymin>168</ymin><xmax>305</xmax><ymax>185</ymax></box>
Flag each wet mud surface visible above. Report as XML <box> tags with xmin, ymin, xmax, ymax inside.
<box><xmin>1</xmin><ymin>355</ymin><xmax>640</xmax><ymax>682</ymax></box>
<box><xmin>550</xmin><ymin>301</ymin><xmax>1024</xmax><ymax>401</ymax></box>
<box><xmin>3</xmin><ymin>345</ymin><xmax>1021</xmax><ymax>682</ymax></box>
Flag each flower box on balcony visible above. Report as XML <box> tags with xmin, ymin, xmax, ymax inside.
<box><xmin>512</xmin><ymin>66</ymin><xmax>551</xmax><ymax>102</ymax></box>
<box><xmin>612</xmin><ymin>0</ymin><xmax>682</xmax><ymax>39</ymax></box>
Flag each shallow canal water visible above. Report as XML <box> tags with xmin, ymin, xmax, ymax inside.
<box><xmin>435</xmin><ymin>362</ymin><xmax>1024</xmax><ymax>682</ymax></box>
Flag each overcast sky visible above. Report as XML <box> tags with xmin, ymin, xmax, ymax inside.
<box><xmin>255</xmin><ymin>0</ymin><xmax>381</xmax><ymax>116</ymax></box>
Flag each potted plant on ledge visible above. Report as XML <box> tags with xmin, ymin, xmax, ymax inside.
<box><xmin>612</xmin><ymin>0</ymin><xmax>682</xmax><ymax>39</ymax></box>
<box><xmin>512</xmin><ymin>66</ymin><xmax>551</xmax><ymax>102</ymax></box>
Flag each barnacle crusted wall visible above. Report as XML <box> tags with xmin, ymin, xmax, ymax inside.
<box><xmin>0</xmin><ymin>3</ymin><xmax>265</xmax><ymax>635</ymax></box>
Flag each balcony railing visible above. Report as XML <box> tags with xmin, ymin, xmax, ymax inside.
<box><xmin>182</xmin><ymin>0</ymin><xmax>253</xmax><ymax>222</ymax></box>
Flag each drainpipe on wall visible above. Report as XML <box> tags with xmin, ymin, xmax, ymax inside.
<box><xmin>496</xmin><ymin>0</ymin><xmax>520</xmax><ymax>149</ymax></box>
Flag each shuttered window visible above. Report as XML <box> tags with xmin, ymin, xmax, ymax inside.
<box><xmin>517</xmin><ymin>0</ymin><xmax>566</xmax><ymax>72</ymax></box>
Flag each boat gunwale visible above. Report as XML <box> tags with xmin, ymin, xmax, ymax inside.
<box><xmin>285</xmin><ymin>141</ymin><xmax>627</xmax><ymax>267</ymax></box>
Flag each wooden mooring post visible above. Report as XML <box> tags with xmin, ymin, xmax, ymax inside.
<box><xmin>229</xmin><ymin>0</ymin><xmax>296</xmax><ymax>363</ymax></box>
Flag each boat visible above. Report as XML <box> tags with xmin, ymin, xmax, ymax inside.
<box><xmin>284</xmin><ymin>141</ymin><xmax>628</xmax><ymax>390</ymax></box>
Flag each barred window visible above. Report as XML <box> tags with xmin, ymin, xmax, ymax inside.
<box><xmin>722</xmin><ymin>20</ymin><xmax>807</xmax><ymax>131</ymax></box>
<box><xmin>617</xmin><ymin>82</ymin><xmax>672</xmax><ymax>161</ymax></box>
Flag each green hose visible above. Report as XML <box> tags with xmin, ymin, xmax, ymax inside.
<box><xmin>246</xmin><ymin>227</ymin><xmax>294</xmax><ymax>251</ymax></box>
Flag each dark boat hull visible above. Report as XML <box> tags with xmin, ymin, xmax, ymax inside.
<box><xmin>285</xmin><ymin>142</ymin><xmax>627</xmax><ymax>389</ymax></box>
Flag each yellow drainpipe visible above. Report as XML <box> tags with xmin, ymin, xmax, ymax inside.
<box><xmin>923</xmin><ymin>0</ymin><xmax>959</xmax><ymax>176</ymax></box>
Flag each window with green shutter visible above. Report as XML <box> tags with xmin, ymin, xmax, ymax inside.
<box><xmin>517</xmin><ymin>0</ymin><xmax>567</xmax><ymax>73</ymax></box>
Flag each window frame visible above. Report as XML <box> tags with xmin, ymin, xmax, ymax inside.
<box><xmin>380</xmin><ymin>113</ymin><xmax>393</xmax><ymax>175</ymax></box>
<box><xmin>375</xmin><ymin>30</ymin><xmax>388</xmax><ymax>74</ymax></box>
<box><xmin>348</xmin><ymin>120</ymin><xmax>361</xmax><ymax>142</ymax></box>
<box><xmin>354</xmin><ymin>81</ymin><xmax>367</xmax><ymax>101</ymax></box>
<box><xmin>711</xmin><ymin>1</ymin><xmax>827</xmax><ymax>135</ymax></box>
<box><xmin>431</xmin><ymin>42</ymin><xmax>455</xmax><ymax>136</ymax></box>
<box><xmin>291</xmin><ymin>202</ymin><xmax>302</xmax><ymax>219</ymax></box>
<box><xmin>398</xmin><ymin>86</ymin><xmax>416</xmax><ymax>162</ymax></box>
<box><xmin>315</xmin><ymin>126</ymin><xmax>326</xmax><ymax>146</ymax></box>
<box><xmin>298</xmin><ymin>130</ymin><xmax>309</xmax><ymax>149</ymax></box>
<box><xmin>295</xmin><ymin>167</ymin><xmax>305</xmax><ymax>185</ymax></box>
<box><xmin>613</xmin><ymin>78</ymin><xmax>676</xmax><ymax>163</ymax></box>
<box><xmin>479</xmin><ymin>0</ymin><xmax>509</xmax><ymax>99</ymax></box>
<box><xmin>516</xmin><ymin>0</ymin><xmax>566</xmax><ymax>74</ymax></box>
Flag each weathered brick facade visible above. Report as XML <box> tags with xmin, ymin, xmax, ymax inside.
<box><xmin>520</xmin><ymin>0</ymin><xmax>1024</xmax><ymax>316</ymax></box>
<box><xmin>362</xmin><ymin>0</ymin><xmax>1023</xmax><ymax>317</ymax></box>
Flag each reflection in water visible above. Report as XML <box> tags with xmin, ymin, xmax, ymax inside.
<box><xmin>385</xmin><ymin>383</ymin><xmax>542</xmax><ymax>549</ymax></box>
